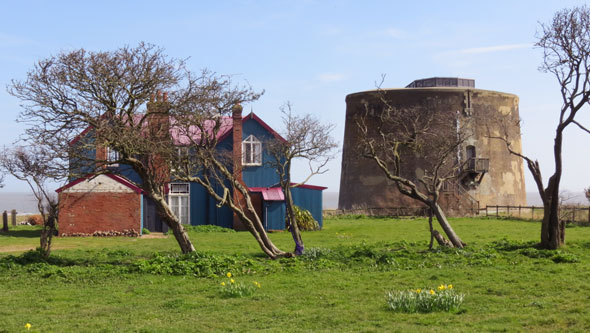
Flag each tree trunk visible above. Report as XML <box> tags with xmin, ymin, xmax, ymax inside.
<box><xmin>430</xmin><ymin>202</ymin><xmax>465</xmax><ymax>248</ymax></box>
<box><xmin>239</xmin><ymin>191</ymin><xmax>287</xmax><ymax>258</ymax></box>
<box><xmin>540</xmin><ymin>186</ymin><xmax>564</xmax><ymax>249</ymax></box>
<box><xmin>428</xmin><ymin>211</ymin><xmax>434</xmax><ymax>250</ymax></box>
<box><xmin>540</xmin><ymin>126</ymin><xmax>565</xmax><ymax>250</ymax></box>
<box><xmin>284</xmin><ymin>185</ymin><xmax>304</xmax><ymax>255</ymax></box>
<box><xmin>40</xmin><ymin>214</ymin><xmax>57</xmax><ymax>259</ymax></box>
<box><xmin>152</xmin><ymin>194</ymin><xmax>195</xmax><ymax>254</ymax></box>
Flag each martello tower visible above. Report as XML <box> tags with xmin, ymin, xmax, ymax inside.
<box><xmin>338</xmin><ymin>77</ymin><xmax>526</xmax><ymax>215</ymax></box>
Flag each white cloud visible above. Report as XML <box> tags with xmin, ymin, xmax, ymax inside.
<box><xmin>456</xmin><ymin>43</ymin><xmax>532</xmax><ymax>54</ymax></box>
<box><xmin>316</xmin><ymin>73</ymin><xmax>346</xmax><ymax>83</ymax></box>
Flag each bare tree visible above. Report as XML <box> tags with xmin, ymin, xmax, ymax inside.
<box><xmin>489</xmin><ymin>6</ymin><xmax>590</xmax><ymax>249</ymax></box>
<box><xmin>8</xmin><ymin>43</ymin><xmax>260</xmax><ymax>254</ymax></box>
<box><xmin>170</xmin><ymin>103</ymin><xmax>288</xmax><ymax>259</ymax></box>
<box><xmin>356</xmin><ymin>84</ymin><xmax>471</xmax><ymax>248</ymax></box>
<box><xmin>266</xmin><ymin>103</ymin><xmax>337</xmax><ymax>255</ymax></box>
<box><xmin>0</xmin><ymin>146</ymin><xmax>62</xmax><ymax>258</ymax></box>
<box><xmin>585</xmin><ymin>188</ymin><xmax>590</xmax><ymax>203</ymax></box>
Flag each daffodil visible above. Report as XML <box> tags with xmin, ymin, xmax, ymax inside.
<box><xmin>438</xmin><ymin>284</ymin><xmax>446</xmax><ymax>291</ymax></box>
<box><xmin>25</xmin><ymin>323</ymin><xmax>31</xmax><ymax>330</ymax></box>
<box><xmin>230</xmin><ymin>278</ymin><xmax>235</xmax><ymax>284</ymax></box>
<box><xmin>226</xmin><ymin>272</ymin><xmax>232</xmax><ymax>278</ymax></box>
<box><xmin>416</xmin><ymin>288</ymin><xmax>422</xmax><ymax>293</ymax></box>
<box><xmin>429</xmin><ymin>289</ymin><xmax>435</xmax><ymax>295</ymax></box>
<box><xmin>448</xmin><ymin>284</ymin><xmax>453</xmax><ymax>289</ymax></box>
<box><xmin>221</xmin><ymin>282</ymin><xmax>226</xmax><ymax>286</ymax></box>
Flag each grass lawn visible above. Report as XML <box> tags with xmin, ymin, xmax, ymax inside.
<box><xmin>1</xmin><ymin>216</ymin><xmax>590</xmax><ymax>332</ymax></box>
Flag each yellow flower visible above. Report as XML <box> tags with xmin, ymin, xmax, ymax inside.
<box><xmin>220</xmin><ymin>282</ymin><xmax>225</xmax><ymax>286</ymax></box>
<box><xmin>429</xmin><ymin>289</ymin><xmax>435</xmax><ymax>295</ymax></box>
<box><xmin>230</xmin><ymin>278</ymin><xmax>235</xmax><ymax>284</ymax></box>
<box><xmin>226</xmin><ymin>272</ymin><xmax>232</xmax><ymax>278</ymax></box>
<box><xmin>416</xmin><ymin>288</ymin><xmax>422</xmax><ymax>293</ymax></box>
<box><xmin>438</xmin><ymin>284</ymin><xmax>446</xmax><ymax>291</ymax></box>
<box><xmin>448</xmin><ymin>284</ymin><xmax>453</xmax><ymax>289</ymax></box>
<box><xmin>25</xmin><ymin>323</ymin><xmax>31</xmax><ymax>330</ymax></box>
<box><xmin>253</xmin><ymin>281</ymin><xmax>261</xmax><ymax>288</ymax></box>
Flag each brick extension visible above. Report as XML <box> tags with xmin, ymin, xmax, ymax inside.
<box><xmin>58</xmin><ymin>191</ymin><xmax>141</xmax><ymax>235</ymax></box>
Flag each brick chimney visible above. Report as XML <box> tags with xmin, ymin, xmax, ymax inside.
<box><xmin>147</xmin><ymin>91</ymin><xmax>171</xmax><ymax>186</ymax></box>
<box><xmin>232</xmin><ymin>103</ymin><xmax>247</xmax><ymax>230</ymax></box>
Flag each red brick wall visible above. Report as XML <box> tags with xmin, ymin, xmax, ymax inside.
<box><xmin>58</xmin><ymin>192</ymin><xmax>141</xmax><ymax>235</ymax></box>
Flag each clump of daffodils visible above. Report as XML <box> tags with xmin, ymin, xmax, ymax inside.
<box><xmin>386</xmin><ymin>284</ymin><xmax>463</xmax><ymax>313</ymax></box>
<box><xmin>220</xmin><ymin>272</ymin><xmax>261</xmax><ymax>298</ymax></box>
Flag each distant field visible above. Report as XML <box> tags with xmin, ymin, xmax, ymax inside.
<box><xmin>1</xmin><ymin>216</ymin><xmax>590</xmax><ymax>332</ymax></box>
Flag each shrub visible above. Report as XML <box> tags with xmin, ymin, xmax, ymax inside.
<box><xmin>142</xmin><ymin>228</ymin><xmax>151</xmax><ymax>235</ymax></box>
<box><xmin>294</xmin><ymin>205</ymin><xmax>320</xmax><ymax>231</ymax></box>
<box><xmin>551</xmin><ymin>252</ymin><xmax>579</xmax><ymax>263</ymax></box>
<box><xmin>301</xmin><ymin>247</ymin><xmax>332</xmax><ymax>260</ymax></box>
<box><xmin>386</xmin><ymin>284</ymin><xmax>464</xmax><ymax>313</ymax></box>
<box><xmin>24</xmin><ymin>215</ymin><xmax>44</xmax><ymax>225</ymax></box>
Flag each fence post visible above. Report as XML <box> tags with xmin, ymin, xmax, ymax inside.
<box><xmin>11</xmin><ymin>209</ymin><xmax>17</xmax><ymax>226</ymax></box>
<box><xmin>1</xmin><ymin>211</ymin><xmax>7</xmax><ymax>232</ymax></box>
<box><xmin>496</xmin><ymin>205</ymin><xmax>499</xmax><ymax>217</ymax></box>
<box><xmin>518</xmin><ymin>205</ymin><xmax>521</xmax><ymax>218</ymax></box>
<box><xmin>532</xmin><ymin>206</ymin><xmax>535</xmax><ymax>220</ymax></box>
<box><xmin>588</xmin><ymin>207</ymin><xmax>590</xmax><ymax>224</ymax></box>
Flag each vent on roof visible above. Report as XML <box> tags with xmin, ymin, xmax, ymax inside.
<box><xmin>406</xmin><ymin>77</ymin><xmax>475</xmax><ymax>88</ymax></box>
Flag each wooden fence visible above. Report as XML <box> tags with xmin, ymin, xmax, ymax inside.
<box><xmin>482</xmin><ymin>205</ymin><xmax>590</xmax><ymax>223</ymax></box>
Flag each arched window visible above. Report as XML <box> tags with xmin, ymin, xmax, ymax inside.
<box><xmin>242</xmin><ymin>135</ymin><xmax>262</xmax><ymax>166</ymax></box>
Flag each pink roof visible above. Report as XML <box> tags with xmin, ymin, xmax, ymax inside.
<box><xmin>56</xmin><ymin>173</ymin><xmax>144</xmax><ymax>194</ymax></box>
<box><xmin>249</xmin><ymin>187</ymin><xmax>285</xmax><ymax>201</ymax></box>
<box><xmin>70</xmin><ymin>112</ymin><xmax>286</xmax><ymax>146</ymax></box>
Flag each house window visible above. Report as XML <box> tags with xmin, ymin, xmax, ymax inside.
<box><xmin>242</xmin><ymin>135</ymin><xmax>262</xmax><ymax>166</ymax></box>
<box><xmin>106</xmin><ymin>147</ymin><xmax>120</xmax><ymax>166</ymax></box>
<box><xmin>176</xmin><ymin>146</ymin><xmax>189</xmax><ymax>158</ymax></box>
<box><xmin>169</xmin><ymin>183</ymin><xmax>190</xmax><ymax>225</ymax></box>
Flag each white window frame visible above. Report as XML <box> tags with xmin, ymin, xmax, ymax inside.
<box><xmin>172</xmin><ymin>146</ymin><xmax>189</xmax><ymax>172</ymax></box>
<box><xmin>168</xmin><ymin>183</ymin><xmax>190</xmax><ymax>225</ymax></box>
<box><xmin>106</xmin><ymin>147</ymin><xmax>120</xmax><ymax>166</ymax></box>
<box><xmin>242</xmin><ymin>135</ymin><xmax>262</xmax><ymax>166</ymax></box>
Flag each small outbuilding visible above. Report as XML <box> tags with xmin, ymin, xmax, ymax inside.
<box><xmin>57</xmin><ymin>174</ymin><xmax>144</xmax><ymax>236</ymax></box>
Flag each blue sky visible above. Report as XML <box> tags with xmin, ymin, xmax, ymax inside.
<box><xmin>1</xmin><ymin>0</ymin><xmax>589</xmax><ymax>197</ymax></box>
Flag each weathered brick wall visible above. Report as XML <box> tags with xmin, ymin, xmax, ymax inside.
<box><xmin>58</xmin><ymin>192</ymin><xmax>140</xmax><ymax>235</ymax></box>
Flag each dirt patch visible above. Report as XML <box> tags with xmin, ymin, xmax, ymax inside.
<box><xmin>0</xmin><ymin>244</ymin><xmax>75</xmax><ymax>253</ymax></box>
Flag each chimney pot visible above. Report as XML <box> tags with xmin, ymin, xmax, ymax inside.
<box><xmin>232</xmin><ymin>102</ymin><xmax>243</xmax><ymax>117</ymax></box>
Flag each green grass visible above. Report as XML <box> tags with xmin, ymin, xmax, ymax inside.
<box><xmin>1</xmin><ymin>216</ymin><xmax>590</xmax><ymax>332</ymax></box>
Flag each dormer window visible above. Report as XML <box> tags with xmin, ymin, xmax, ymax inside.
<box><xmin>106</xmin><ymin>147</ymin><xmax>120</xmax><ymax>166</ymax></box>
<box><xmin>242</xmin><ymin>135</ymin><xmax>262</xmax><ymax>166</ymax></box>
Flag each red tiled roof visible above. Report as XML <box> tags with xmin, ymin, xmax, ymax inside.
<box><xmin>55</xmin><ymin>173</ymin><xmax>144</xmax><ymax>194</ymax></box>
<box><xmin>290</xmin><ymin>183</ymin><xmax>328</xmax><ymax>191</ymax></box>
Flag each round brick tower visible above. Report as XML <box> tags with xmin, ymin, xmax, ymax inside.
<box><xmin>338</xmin><ymin>77</ymin><xmax>526</xmax><ymax>215</ymax></box>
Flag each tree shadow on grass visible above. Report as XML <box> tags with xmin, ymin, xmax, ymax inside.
<box><xmin>0</xmin><ymin>229</ymin><xmax>41</xmax><ymax>238</ymax></box>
